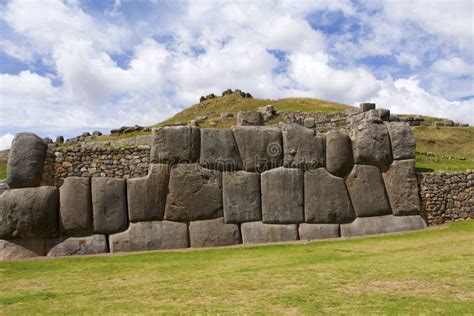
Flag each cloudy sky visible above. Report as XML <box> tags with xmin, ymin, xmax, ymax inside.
<box><xmin>0</xmin><ymin>0</ymin><xmax>473</xmax><ymax>149</ymax></box>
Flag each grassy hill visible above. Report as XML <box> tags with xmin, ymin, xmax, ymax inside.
<box><xmin>1</xmin><ymin>221</ymin><xmax>473</xmax><ymax>314</ymax></box>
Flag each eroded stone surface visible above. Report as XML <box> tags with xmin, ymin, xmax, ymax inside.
<box><xmin>223</xmin><ymin>171</ymin><xmax>261</xmax><ymax>223</ymax></box>
<box><xmin>60</xmin><ymin>177</ymin><xmax>92</xmax><ymax>236</ymax></box>
<box><xmin>47</xmin><ymin>235</ymin><xmax>108</xmax><ymax>257</ymax></box>
<box><xmin>241</xmin><ymin>222</ymin><xmax>298</xmax><ymax>244</ymax></box>
<box><xmin>237</xmin><ymin>111</ymin><xmax>263</xmax><ymax>126</ymax></box>
<box><xmin>200</xmin><ymin>128</ymin><xmax>242</xmax><ymax>171</ymax></box>
<box><xmin>351</xmin><ymin>122</ymin><xmax>392</xmax><ymax>167</ymax></box>
<box><xmin>189</xmin><ymin>218</ymin><xmax>241</xmax><ymax>248</ymax></box>
<box><xmin>325</xmin><ymin>130</ymin><xmax>353</xmax><ymax>178</ymax></box>
<box><xmin>0</xmin><ymin>239</ymin><xmax>46</xmax><ymax>261</ymax></box>
<box><xmin>281</xmin><ymin>124</ymin><xmax>325</xmax><ymax>170</ymax></box>
<box><xmin>150</xmin><ymin>126</ymin><xmax>200</xmax><ymax>164</ymax></box>
<box><xmin>385</xmin><ymin>122</ymin><xmax>416</xmax><ymax>160</ymax></box>
<box><xmin>299</xmin><ymin>224</ymin><xmax>340</xmax><ymax>240</ymax></box>
<box><xmin>340</xmin><ymin>215</ymin><xmax>426</xmax><ymax>237</ymax></box>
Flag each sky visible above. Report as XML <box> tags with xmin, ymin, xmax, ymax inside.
<box><xmin>0</xmin><ymin>0</ymin><xmax>473</xmax><ymax>150</ymax></box>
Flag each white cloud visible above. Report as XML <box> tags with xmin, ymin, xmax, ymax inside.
<box><xmin>432</xmin><ymin>57</ymin><xmax>473</xmax><ymax>76</ymax></box>
<box><xmin>396</xmin><ymin>53</ymin><xmax>421</xmax><ymax>69</ymax></box>
<box><xmin>0</xmin><ymin>133</ymin><xmax>14</xmax><ymax>151</ymax></box>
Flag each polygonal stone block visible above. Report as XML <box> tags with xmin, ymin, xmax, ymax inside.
<box><xmin>345</xmin><ymin>165</ymin><xmax>391</xmax><ymax>217</ymax></box>
<box><xmin>60</xmin><ymin>177</ymin><xmax>92</xmax><ymax>236</ymax></box>
<box><xmin>91</xmin><ymin>178</ymin><xmax>128</xmax><ymax>234</ymax></box>
<box><xmin>127</xmin><ymin>164</ymin><xmax>169</xmax><ymax>222</ymax></box>
<box><xmin>241</xmin><ymin>222</ymin><xmax>298</xmax><ymax>244</ymax></box>
<box><xmin>189</xmin><ymin>218</ymin><xmax>241</xmax><ymax>248</ymax></box>
<box><xmin>382</xmin><ymin>160</ymin><xmax>420</xmax><ymax>216</ymax></box>
<box><xmin>47</xmin><ymin>235</ymin><xmax>108</xmax><ymax>257</ymax></box>
<box><xmin>340</xmin><ymin>215</ymin><xmax>426</xmax><ymax>237</ymax></box>
<box><xmin>325</xmin><ymin>130</ymin><xmax>354</xmax><ymax>178</ymax></box>
<box><xmin>223</xmin><ymin>171</ymin><xmax>261</xmax><ymax>223</ymax></box>
<box><xmin>237</xmin><ymin>111</ymin><xmax>263</xmax><ymax>126</ymax></box>
<box><xmin>385</xmin><ymin>122</ymin><xmax>416</xmax><ymax>160</ymax></box>
<box><xmin>200</xmin><ymin>128</ymin><xmax>242</xmax><ymax>171</ymax></box>
<box><xmin>304</xmin><ymin>168</ymin><xmax>355</xmax><ymax>223</ymax></box>
<box><xmin>351</xmin><ymin>122</ymin><xmax>392</xmax><ymax>167</ymax></box>
<box><xmin>261</xmin><ymin>167</ymin><xmax>304</xmax><ymax>224</ymax></box>
<box><xmin>109</xmin><ymin>221</ymin><xmax>189</xmax><ymax>253</ymax></box>
<box><xmin>0</xmin><ymin>239</ymin><xmax>46</xmax><ymax>261</ymax></box>
<box><xmin>281</xmin><ymin>124</ymin><xmax>325</xmax><ymax>170</ymax></box>
<box><xmin>360</xmin><ymin>103</ymin><xmax>376</xmax><ymax>112</ymax></box>
<box><xmin>164</xmin><ymin>164</ymin><xmax>222</xmax><ymax>221</ymax></box>
<box><xmin>0</xmin><ymin>186</ymin><xmax>59</xmax><ymax>239</ymax></box>
<box><xmin>150</xmin><ymin>126</ymin><xmax>200</xmax><ymax>164</ymax></box>
<box><xmin>299</xmin><ymin>224</ymin><xmax>340</xmax><ymax>240</ymax></box>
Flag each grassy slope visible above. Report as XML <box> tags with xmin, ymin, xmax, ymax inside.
<box><xmin>0</xmin><ymin>221</ymin><xmax>473</xmax><ymax>314</ymax></box>
<box><xmin>0</xmin><ymin>164</ymin><xmax>6</xmax><ymax>180</ymax></box>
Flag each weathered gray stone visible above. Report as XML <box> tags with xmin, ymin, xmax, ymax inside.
<box><xmin>0</xmin><ymin>182</ymin><xmax>9</xmax><ymax>195</ymax></box>
<box><xmin>223</xmin><ymin>171</ymin><xmax>261</xmax><ymax>223</ymax></box>
<box><xmin>241</xmin><ymin>222</ymin><xmax>298</xmax><ymax>244</ymax></box>
<box><xmin>0</xmin><ymin>186</ymin><xmax>59</xmax><ymax>239</ymax></box>
<box><xmin>91</xmin><ymin>178</ymin><xmax>128</xmax><ymax>234</ymax></box>
<box><xmin>340</xmin><ymin>215</ymin><xmax>426</xmax><ymax>237</ymax></box>
<box><xmin>360</xmin><ymin>103</ymin><xmax>376</xmax><ymax>112</ymax></box>
<box><xmin>200</xmin><ymin>128</ymin><xmax>242</xmax><ymax>171</ymax></box>
<box><xmin>281</xmin><ymin>124</ymin><xmax>325</xmax><ymax>170</ymax></box>
<box><xmin>365</xmin><ymin>109</ymin><xmax>382</xmax><ymax>123</ymax></box>
<box><xmin>6</xmin><ymin>132</ymin><xmax>47</xmax><ymax>188</ymax></box>
<box><xmin>109</xmin><ymin>221</ymin><xmax>189</xmax><ymax>253</ymax></box>
<box><xmin>299</xmin><ymin>224</ymin><xmax>340</xmax><ymax>240</ymax></box>
<box><xmin>127</xmin><ymin>164</ymin><xmax>169</xmax><ymax>222</ymax></box>
<box><xmin>261</xmin><ymin>167</ymin><xmax>304</xmax><ymax>224</ymax></box>
<box><xmin>383</xmin><ymin>160</ymin><xmax>420</xmax><ymax>216</ymax></box>
<box><xmin>189</xmin><ymin>218</ymin><xmax>241</xmax><ymax>248</ymax></box>
<box><xmin>345</xmin><ymin>165</ymin><xmax>391</xmax><ymax>217</ymax></box>
<box><xmin>385</xmin><ymin>122</ymin><xmax>416</xmax><ymax>160</ymax></box>
<box><xmin>377</xmin><ymin>108</ymin><xmax>390</xmax><ymax>121</ymax></box>
<box><xmin>0</xmin><ymin>239</ymin><xmax>46</xmax><ymax>261</ymax></box>
<box><xmin>351</xmin><ymin>121</ymin><xmax>392</xmax><ymax>167</ymax></box>
<box><xmin>237</xmin><ymin>111</ymin><xmax>263</xmax><ymax>126</ymax></box>
<box><xmin>60</xmin><ymin>177</ymin><xmax>92</xmax><ymax>236</ymax></box>
<box><xmin>232</xmin><ymin>126</ymin><xmax>283</xmax><ymax>172</ymax></box>
<box><xmin>304</xmin><ymin>168</ymin><xmax>355</xmax><ymax>223</ymax></box>
<box><xmin>325</xmin><ymin>130</ymin><xmax>354</xmax><ymax>177</ymax></box>
<box><xmin>304</xmin><ymin>118</ymin><xmax>315</xmax><ymax>128</ymax></box>
<box><xmin>150</xmin><ymin>126</ymin><xmax>200</xmax><ymax>164</ymax></box>
<box><xmin>164</xmin><ymin>164</ymin><xmax>222</xmax><ymax>221</ymax></box>
<box><xmin>47</xmin><ymin>235</ymin><xmax>108</xmax><ymax>257</ymax></box>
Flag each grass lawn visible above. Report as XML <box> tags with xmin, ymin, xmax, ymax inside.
<box><xmin>1</xmin><ymin>221</ymin><xmax>473</xmax><ymax>314</ymax></box>
<box><xmin>0</xmin><ymin>164</ymin><xmax>6</xmax><ymax>180</ymax></box>
<box><xmin>416</xmin><ymin>155</ymin><xmax>474</xmax><ymax>173</ymax></box>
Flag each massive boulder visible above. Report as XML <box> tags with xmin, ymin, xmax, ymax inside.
<box><xmin>59</xmin><ymin>177</ymin><xmax>92</xmax><ymax>236</ymax></box>
<box><xmin>150</xmin><ymin>126</ymin><xmax>200</xmax><ymax>164</ymax></box>
<box><xmin>189</xmin><ymin>218</ymin><xmax>241</xmax><ymax>248</ymax></box>
<box><xmin>304</xmin><ymin>168</ymin><xmax>355</xmax><ymax>223</ymax></box>
<box><xmin>164</xmin><ymin>164</ymin><xmax>222</xmax><ymax>221</ymax></box>
<box><xmin>360</xmin><ymin>103</ymin><xmax>376</xmax><ymax>112</ymax></box>
<box><xmin>223</xmin><ymin>171</ymin><xmax>261</xmax><ymax>223</ymax></box>
<box><xmin>91</xmin><ymin>178</ymin><xmax>128</xmax><ymax>234</ymax></box>
<box><xmin>261</xmin><ymin>167</ymin><xmax>304</xmax><ymax>224</ymax></box>
<box><xmin>340</xmin><ymin>215</ymin><xmax>426</xmax><ymax>237</ymax></box>
<box><xmin>385</xmin><ymin>122</ymin><xmax>416</xmax><ymax>160</ymax></box>
<box><xmin>109</xmin><ymin>221</ymin><xmax>189</xmax><ymax>253</ymax></box>
<box><xmin>345</xmin><ymin>165</ymin><xmax>391</xmax><ymax>217</ymax></box>
<box><xmin>325</xmin><ymin>130</ymin><xmax>353</xmax><ymax>178</ymax></box>
<box><xmin>0</xmin><ymin>239</ymin><xmax>46</xmax><ymax>261</ymax></box>
<box><xmin>236</xmin><ymin>111</ymin><xmax>263</xmax><ymax>126</ymax></box>
<box><xmin>0</xmin><ymin>186</ymin><xmax>59</xmax><ymax>239</ymax></box>
<box><xmin>382</xmin><ymin>160</ymin><xmax>420</xmax><ymax>216</ymax></box>
<box><xmin>6</xmin><ymin>132</ymin><xmax>47</xmax><ymax>188</ymax></box>
<box><xmin>127</xmin><ymin>164</ymin><xmax>169</xmax><ymax>222</ymax></box>
<box><xmin>299</xmin><ymin>224</ymin><xmax>340</xmax><ymax>240</ymax></box>
<box><xmin>200</xmin><ymin>128</ymin><xmax>243</xmax><ymax>171</ymax></box>
<box><xmin>281</xmin><ymin>124</ymin><xmax>325</xmax><ymax>170</ymax></box>
<box><xmin>241</xmin><ymin>222</ymin><xmax>298</xmax><ymax>244</ymax></box>
<box><xmin>232</xmin><ymin>126</ymin><xmax>283</xmax><ymax>172</ymax></box>
<box><xmin>351</xmin><ymin>122</ymin><xmax>392</xmax><ymax>167</ymax></box>
<box><xmin>47</xmin><ymin>235</ymin><xmax>108</xmax><ymax>257</ymax></box>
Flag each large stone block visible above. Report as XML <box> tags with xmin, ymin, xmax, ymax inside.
<box><xmin>47</xmin><ymin>235</ymin><xmax>108</xmax><ymax>257</ymax></box>
<box><xmin>299</xmin><ymin>224</ymin><xmax>340</xmax><ymax>240</ymax></box>
<box><xmin>200</xmin><ymin>128</ymin><xmax>242</xmax><ymax>171</ymax></box>
<box><xmin>164</xmin><ymin>164</ymin><xmax>222</xmax><ymax>221</ymax></box>
<box><xmin>351</xmin><ymin>122</ymin><xmax>392</xmax><ymax>167</ymax></box>
<box><xmin>382</xmin><ymin>160</ymin><xmax>420</xmax><ymax>216</ymax></box>
<box><xmin>127</xmin><ymin>164</ymin><xmax>169</xmax><ymax>222</ymax></box>
<box><xmin>223</xmin><ymin>171</ymin><xmax>261</xmax><ymax>223</ymax></box>
<box><xmin>345</xmin><ymin>165</ymin><xmax>391</xmax><ymax>217</ymax></box>
<box><xmin>189</xmin><ymin>218</ymin><xmax>241</xmax><ymax>248</ymax></box>
<box><xmin>59</xmin><ymin>177</ymin><xmax>92</xmax><ymax>236</ymax></box>
<box><xmin>109</xmin><ymin>221</ymin><xmax>189</xmax><ymax>253</ymax></box>
<box><xmin>304</xmin><ymin>168</ymin><xmax>355</xmax><ymax>223</ymax></box>
<box><xmin>325</xmin><ymin>130</ymin><xmax>354</xmax><ymax>177</ymax></box>
<box><xmin>91</xmin><ymin>178</ymin><xmax>128</xmax><ymax>234</ymax></box>
<box><xmin>241</xmin><ymin>222</ymin><xmax>298</xmax><ymax>244</ymax></box>
<box><xmin>281</xmin><ymin>124</ymin><xmax>325</xmax><ymax>170</ymax></box>
<box><xmin>1</xmin><ymin>239</ymin><xmax>46</xmax><ymax>261</ymax></box>
<box><xmin>385</xmin><ymin>122</ymin><xmax>416</xmax><ymax>160</ymax></box>
<box><xmin>237</xmin><ymin>111</ymin><xmax>263</xmax><ymax>126</ymax></box>
<box><xmin>232</xmin><ymin>126</ymin><xmax>283</xmax><ymax>172</ymax></box>
<box><xmin>150</xmin><ymin>126</ymin><xmax>200</xmax><ymax>164</ymax></box>
<box><xmin>340</xmin><ymin>215</ymin><xmax>426</xmax><ymax>237</ymax></box>
<box><xmin>6</xmin><ymin>132</ymin><xmax>47</xmax><ymax>188</ymax></box>
<box><xmin>261</xmin><ymin>167</ymin><xmax>304</xmax><ymax>224</ymax></box>
<box><xmin>0</xmin><ymin>186</ymin><xmax>59</xmax><ymax>239</ymax></box>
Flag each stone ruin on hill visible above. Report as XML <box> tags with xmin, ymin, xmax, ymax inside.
<box><xmin>0</xmin><ymin>102</ymin><xmax>437</xmax><ymax>260</ymax></box>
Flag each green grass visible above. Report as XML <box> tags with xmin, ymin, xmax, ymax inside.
<box><xmin>0</xmin><ymin>164</ymin><xmax>6</xmax><ymax>180</ymax></box>
<box><xmin>1</xmin><ymin>221</ymin><xmax>473</xmax><ymax>314</ymax></box>
<box><xmin>416</xmin><ymin>155</ymin><xmax>474</xmax><ymax>173</ymax></box>
<box><xmin>413</xmin><ymin>126</ymin><xmax>474</xmax><ymax>159</ymax></box>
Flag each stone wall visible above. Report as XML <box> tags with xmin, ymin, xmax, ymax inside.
<box><xmin>418</xmin><ymin>170</ymin><xmax>473</xmax><ymax>225</ymax></box>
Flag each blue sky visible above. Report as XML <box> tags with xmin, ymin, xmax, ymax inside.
<box><xmin>0</xmin><ymin>0</ymin><xmax>473</xmax><ymax>149</ymax></box>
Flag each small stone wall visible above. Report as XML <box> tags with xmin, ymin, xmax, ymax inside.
<box><xmin>418</xmin><ymin>170</ymin><xmax>473</xmax><ymax>225</ymax></box>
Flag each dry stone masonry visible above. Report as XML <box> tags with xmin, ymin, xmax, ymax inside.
<box><xmin>1</xmin><ymin>103</ymin><xmax>442</xmax><ymax>260</ymax></box>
